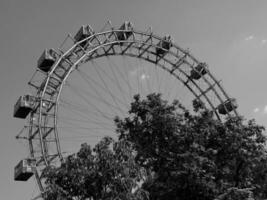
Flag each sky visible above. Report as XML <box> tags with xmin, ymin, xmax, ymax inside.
<box><xmin>1</xmin><ymin>0</ymin><xmax>267</xmax><ymax>199</ymax></box>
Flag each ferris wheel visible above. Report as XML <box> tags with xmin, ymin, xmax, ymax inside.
<box><xmin>13</xmin><ymin>21</ymin><xmax>239</xmax><ymax>198</ymax></box>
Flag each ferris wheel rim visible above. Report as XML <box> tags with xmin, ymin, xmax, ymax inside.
<box><xmin>25</xmin><ymin>24</ymin><xmax>239</xmax><ymax>194</ymax></box>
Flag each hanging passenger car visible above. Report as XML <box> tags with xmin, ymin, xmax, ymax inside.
<box><xmin>37</xmin><ymin>49</ymin><xmax>57</xmax><ymax>72</ymax></box>
<box><xmin>14</xmin><ymin>159</ymin><xmax>36</xmax><ymax>181</ymax></box>
<box><xmin>190</xmin><ymin>63</ymin><xmax>207</xmax><ymax>80</ymax></box>
<box><xmin>218</xmin><ymin>98</ymin><xmax>238</xmax><ymax>115</ymax></box>
<box><xmin>13</xmin><ymin>95</ymin><xmax>35</xmax><ymax>119</ymax></box>
<box><xmin>116</xmin><ymin>21</ymin><xmax>134</xmax><ymax>42</ymax></box>
<box><xmin>156</xmin><ymin>35</ymin><xmax>172</xmax><ymax>56</ymax></box>
<box><xmin>74</xmin><ymin>25</ymin><xmax>94</xmax><ymax>47</ymax></box>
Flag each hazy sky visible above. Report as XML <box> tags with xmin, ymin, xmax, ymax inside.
<box><xmin>1</xmin><ymin>0</ymin><xmax>267</xmax><ymax>199</ymax></box>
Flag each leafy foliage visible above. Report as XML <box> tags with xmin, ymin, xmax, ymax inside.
<box><xmin>43</xmin><ymin>137</ymin><xmax>148</xmax><ymax>200</ymax></box>
<box><xmin>115</xmin><ymin>94</ymin><xmax>267</xmax><ymax>200</ymax></box>
<box><xmin>43</xmin><ymin>93</ymin><xmax>267</xmax><ymax>200</ymax></box>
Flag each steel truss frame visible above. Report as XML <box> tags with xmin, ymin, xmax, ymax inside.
<box><xmin>19</xmin><ymin>23</ymin><xmax>238</xmax><ymax>196</ymax></box>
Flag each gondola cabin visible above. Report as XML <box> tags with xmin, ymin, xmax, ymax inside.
<box><xmin>14</xmin><ymin>159</ymin><xmax>35</xmax><ymax>181</ymax></box>
<box><xmin>218</xmin><ymin>98</ymin><xmax>238</xmax><ymax>115</ymax></box>
<box><xmin>74</xmin><ymin>25</ymin><xmax>94</xmax><ymax>47</ymax></box>
<box><xmin>190</xmin><ymin>63</ymin><xmax>207</xmax><ymax>80</ymax></box>
<box><xmin>13</xmin><ymin>95</ymin><xmax>35</xmax><ymax>118</ymax></box>
<box><xmin>37</xmin><ymin>49</ymin><xmax>57</xmax><ymax>72</ymax></box>
<box><xmin>156</xmin><ymin>35</ymin><xmax>172</xmax><ymax>56</ymax></box>
<box><xmin>116</xmin><ymin>21</ymin><xmax>134</xmax><ymax>41</ymax></box>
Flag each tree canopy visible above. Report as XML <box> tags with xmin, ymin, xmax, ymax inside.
<box><xmin>43</xmin><ymin>93</ymin><xmax>267</xmax><ymax>200</ymax></box>
<box><xmin>43</xmin><ymin>137</ymin><xmax>148</xmax><ymax>200</ymax></box>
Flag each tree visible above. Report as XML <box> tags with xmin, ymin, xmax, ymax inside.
<box><xmin>115</xmin><ymin>94</ymin><xmax>267</xmax><ymax>200</ymax></box>
<box><xmin>43</xmin><ymin>93</ymin><xmax>267</xmax><ymax>200</ymax></box>
<box><xmin>43</xmin><ymin>137</ymin><xmax>148</xmax><ymax>200</ymax></box>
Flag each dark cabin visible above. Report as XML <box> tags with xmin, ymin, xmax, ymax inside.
<box><xmin>190</xmin><ymin>63</ymin><xmax>207</xmax><ymax>80</ymax></box>
<box><xmin>74</xmin><ymin>25</ymin><xmax>94</xmax><ymax>47</ymax></box>
<box><xmin>13</xmin><ymin>95</ymin><xmax>35</xmax><ymax>119</ymax></box>
<box><xmin>218</xmin><ymin>98</ymin><xmax>238</xmax><ymax>115</ymax></box>
<box><xmin>14</xmin><ymin>159</ymin><xmax>35</xmax><ymax>181</ymax></box>
<box><xmin>156</xmin><ymin>35</ymin><xmax>172</xmax><ymax>56</ymax></box>
<box><xmin>37</xmin><ymin>49</ymin><xmax>57</xmax><ymax>72</ymax></box>
<box><xmin>116</xmin><ymin>21</ymin><xmax>134</xmax><ymax>42</ymax></box>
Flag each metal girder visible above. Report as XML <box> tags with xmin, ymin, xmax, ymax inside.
<box><xmin>18</xmin><ymin>23</ymin><xmax>239</xmax><ymax>196</ymax></box>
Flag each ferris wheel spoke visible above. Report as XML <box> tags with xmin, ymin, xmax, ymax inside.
<box><xmin>127</xmin><ymin>56</ymin><xmax>143</xmax><ymax>95</ymax></box>
<box><xmin>59</xmin><ymin>126</ymin><xmax>112</xmax><ymax>131</ymax></box>
<box><xmin>76</xmin><ymin>66</ymin><xmax>128</xmax><ymax>115</ymax></box>
<box><xmin>60</xmin><ymin>97</ymin><xmax>115</xmax><ymax>124</ymax></box>
<box><xmin>58</xmin><ymin>104</ymin><xmax>114</xmax><ymax>127</ymax></box>
<box><xmin>66</xmin><ymin>76</ymin><xmax>124</xmax><ymax>117</ymax></box>
<box><xmin>90</xmin><ymin>60</ymin><xmax>128</xmax><ymax>117</ymax></box>
<box><xmin>59</xmin><ymin>135</ymin><xmax>110</xmax><ymax>141</ymax></box>
<box><xmin>160</xmin><ymin>62</ymin><xmax>169</xmax><ymax>95</ymax></box>
<box><xmin>58</xmin><ymin>126</ymin><xmax>114</xmax><ymax>141</ymax></box>
<box><xmin>59</xmin><ymin>117</ymin><xmax>113</xmax><ymax>128</ymax></box>
<box><xmin>166</xmin><ymin>76</ymin><xmax>174</xmax><ymax>100</ymax></box>
<box><xmin>58</xmin><ymin>121</ymin><xmax>113</xmax><ymax>132</ymax></box>
<box><xmin>157</xmin><ymin>65</ymin><xmax>165</xmax><ymax>94</ymax></box>
<box><xmin>140</xmin><ymin>58</ymin><xmax>152</xmax><ymax>94</ymax></box>
<box><xmin>136</xmin><ymin>59</ymin><xmax>150</xmax><ymax>96</ymax></box>
<box><xmin>59</xmin><ymin>132</ymin><xmax>114</xmax><ymax>142</ymax></box>
<box><xmin>92</xmin><ymin>58</ymin><xmax>130</xmax><ymax>105</ymax></box>
<box><xmin>166</xmin><ymin>72</ymin><xmax>178</xmax><ymax>101</ymax></box>
<box><xmin>154</xmin><ymin>63</ymin><xmax>161</xmax><ymax>93</ymax></box>
<box><xmin>59</xmin><ymin>98</ymin><xmax>114</xmax><ymax>120</ymax></box>
<box><xmin>58</xmin><ymin>107</ymin><xmax>114</xmax><ymax>126</ymax></box>
<box><xmin>64</xmin><ymin>80</ymin><xmax>124</xmax><ymax>118</ymax></box>
<box><xmin>115</xmin><ymin>56</ymin><xmax>134</xmax><ymax>99</ymax></box>
<box><xmin>58</xmin><ymin>125</ymin><xmax>114</xmax><ymax>138</ymax></box>
<box><xmin>62</xmin><ymin>83</ymin><xmax>116</xmax><ymax>121</ymax></box>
